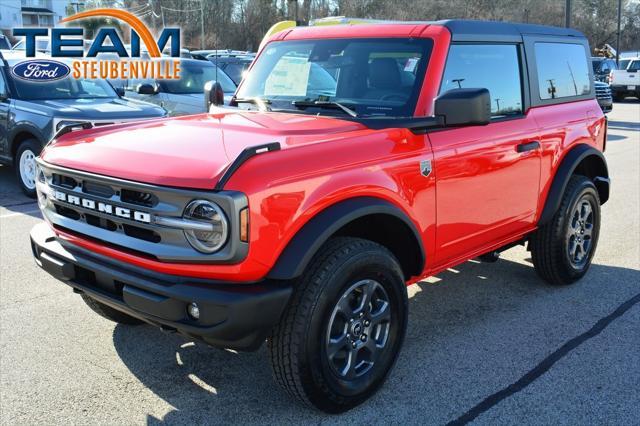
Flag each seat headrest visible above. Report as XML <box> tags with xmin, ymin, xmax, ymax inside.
<box><xmin>369</xmin><ymin>58</ymin><xmax>401</xmax><ymax>90</ymax></box>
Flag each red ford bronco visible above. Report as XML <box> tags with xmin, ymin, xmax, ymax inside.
<box><xmin>30</xmin><ymin>20</ymin><xmax>609</xmax><ymax>412</ymax></box>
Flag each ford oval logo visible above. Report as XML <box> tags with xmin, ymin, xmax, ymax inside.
<box><xmin>11</xmin><ymin>60</ymin><xmax>70</xmax><ymax>82</ymax></box>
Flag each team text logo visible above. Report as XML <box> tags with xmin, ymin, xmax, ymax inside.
<box><xmin>13</xmin><ymin>8</ymin><xmax>181</xmax><ymax>81</ymax></box>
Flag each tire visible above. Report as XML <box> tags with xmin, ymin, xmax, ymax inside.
<box><xmin>80</xmin><ymin>294</ymin><xmax>144</xmax><ymax>325</ymax></box>
<box><xmin>531</xmin><ymin>175</ymin><xmax>601</xmax><ymax>285</ymax></box>
<box><xmin>14</xmin><ymin>138</ymin><xmax>41</xmax><ymax>198</ymax></box>
<box><xmin>267</xmin><ymin>237</ymin><xmax>408</xmax><ymax>413</ymax></box>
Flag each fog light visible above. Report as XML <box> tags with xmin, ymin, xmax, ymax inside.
<box><xmin>187</xmin><ymin>302</ymin><xmax>200</xmax><ymax>320</ymax></box>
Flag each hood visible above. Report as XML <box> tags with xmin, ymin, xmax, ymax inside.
<box><xmin>41</xmin><ymin>110</ymin><xmax>367</xmax><ymax>189</ymax></box>
<box><xmin>24</xmin><ymin>97</ymin><xmax>166</xmax><ymax>119</ymax></box>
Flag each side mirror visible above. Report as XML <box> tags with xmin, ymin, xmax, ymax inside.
<box><xmin>204</xmin><ymin>80</ymin><xmax>225</xmax><ymax>111</ymax></box>
<box><xmin>114</xmin><ymin>87</ymin><xmax>125</xmax><ymax>97</ymax></box>
<box><xmin>434</xmin><ymin>88</ymin><xmax>491</xmax><ymax>127</ymax></box>
<box><xmin>136</xmin><ymin>83</ymin><xmax>157</xmax><ymax>95</ymax></box>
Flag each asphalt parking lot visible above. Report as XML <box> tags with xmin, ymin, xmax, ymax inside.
<box><xmin>1</xmin><ymin>100</ymin><xmax>638</xmax><ymax>425</ymax></box>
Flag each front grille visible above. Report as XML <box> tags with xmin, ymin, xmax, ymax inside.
<box><xmin>55</xmin><ymin>204</ymin><xmax>81</xmax><ymax>220</ymax></box>
<box><xmin>122</xmin><ymin>224</ymin><xmax>161</xmax><ymax>243</ymax></box>
<box><xmin>36</xmin><ymin>161</ymin><xmax>249</xmax><ymax>264</ymax></box>
<box><xmin>595</xmin><ymin>86</ymin><xmax>611</xmax><ymax>100</ymax></box>
<box><xmin>121</xmin><ymin>188</ymin><xmax>157</xmax><ymax>207</ymax></box>
<box><xmin>52</xmin><ymin>174</ymin><xmax>79</xmax><ymax>189</ymax></box>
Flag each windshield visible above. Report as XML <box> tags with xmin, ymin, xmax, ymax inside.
<box><xmin>12</xmin><ymin>74</ymin><xmax>117</xmax><ymax>100</ymax></box>
<box><xmin>159</xmin><ymin>62</ymin><xmax>236</xmax><ymax>94</ymax></box>
<box><xmin>236</xmin><ymin>38</ymin><xmax>433</xmax><ymax>117</ymax></box>
<box><xmin>591</xmin><ymin>59</ymin><xmax>602</xmax><ymax>72</ymax></box>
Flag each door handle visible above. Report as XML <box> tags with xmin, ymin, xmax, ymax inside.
<box><xmin>517</xmin><ymin>141</ymin><xmax>540</xmax><ymax>153</ymax></box>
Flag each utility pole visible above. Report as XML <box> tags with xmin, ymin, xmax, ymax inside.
<box><xmin>565</xmin><ymin>0</ymin><xmax>571</xmax><ymax>28</ymax></box>
<box><xmin>452</xmin><ymin>78</ymin><xmax>465</xmax><ymax>89</ymax></box>
<box><xmin>200</xmin><ymin>0</ymin><xmax>205</xmax><ymax>50</ymax></box>
<box><xmin>616</xmin><ymin>0</ymin><xmax>622</xmax><ymax>66</ymax></box>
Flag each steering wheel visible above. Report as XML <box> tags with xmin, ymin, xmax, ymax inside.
<box><xmin>380</xmin><ymin>93</ymin><xmax>409</xmax><ymax>102</ymax></box>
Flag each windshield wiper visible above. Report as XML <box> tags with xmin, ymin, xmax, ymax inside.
<box><xmin>234</xmin><ymin>97</ymin><xmax>272</xmax><ymax>111</ymax></box>
<box><xmin>292</xmin><ymin>100</ymin><xmax>358</xmax><ymax>118</ymax></box>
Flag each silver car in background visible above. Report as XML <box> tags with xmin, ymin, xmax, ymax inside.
<box><xmin>116</xmin><ymin>58</ymin><xmax>237</xmax><ymax>116</ymax></box>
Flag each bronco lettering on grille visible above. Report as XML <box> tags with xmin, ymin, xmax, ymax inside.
<box><xmin>53</xmin><ymin>190</ymin><xmax>151</xmax><ymax>223</ymax></box>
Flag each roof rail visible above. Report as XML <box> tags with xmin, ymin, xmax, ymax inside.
<box><xmin>258</xmin><ymin>17</ymin><xmax>391</xmax><ymax>51</ymax></box>
<box><xmin>308</xmin><ymin>16</ymin><xmax>390</xmax><ymax>26</ymax></box>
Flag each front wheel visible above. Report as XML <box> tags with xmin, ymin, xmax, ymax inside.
<box><xmin>267</xmin><ymin>237</ymin><xmax>408</xmax><ymax>413</ymax></box>
<box><xmin>15</xmin><ymin>139</ymin><xmax>41</xmax><ymax>198</ymax></box>
<box><xmin>530</xmin><ymin>175</ymin><xmax>601</xmax><ymax>285</ymax></box>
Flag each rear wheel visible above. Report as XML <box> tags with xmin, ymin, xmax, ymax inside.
<box><xmin>81</xmin><ymin>294</ymin><xmax>144</xmax><ymax>325</ymax></box>
<box><xmin>14</xmin><ymin>139</ymin><xmax>40</xmax><ymax>198</ymax></box>
<box><xmin>267</xmin><ymin>237</ymin><xmax>408</xmax><ymax>413</ymax></box>
<box><xmin>530</xmin><ymin>175</ymin><xmax>600</xmax><ymax>285</ymax></box>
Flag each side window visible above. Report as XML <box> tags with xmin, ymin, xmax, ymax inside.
<box><xmin>628</xmin><ymin>60</ymin><xmax>640</xmax><ymax>72</ymax></box>
<box><xmin>535</xmin><ymin>43</ymin><xmax>591</xmax><ymax>100</ymax></box>
<box><xmin>440</xmin><ymin>44</ymin><xmax>523</xmax><ymax>117</ymax></box>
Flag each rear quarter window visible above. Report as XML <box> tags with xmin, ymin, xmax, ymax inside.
<box><xmin>535</xmin><ymin>42</ymin><xmax>591</xmax><ymax>100</ymax></box>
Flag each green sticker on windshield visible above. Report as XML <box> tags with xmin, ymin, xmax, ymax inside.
<box><xmin>265</xmin><ymin>56</ymin><xmax>311</xmax><ymax>97</ymax></box>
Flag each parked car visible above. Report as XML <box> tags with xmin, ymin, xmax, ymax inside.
<box><xmin>608</xmin><ymin>57</ymin><xmax>640</xmax><ymax>100</ymax></box>
<box><xmin>594</xmin><ymin>81</ymin><xmax>612</xmax><ymax>112</ymax></box>
<box><xmin>30</xmin><ymin>20</ymin><xmax>609</xmax><ymax>413</ymax></box>
<box><xmin>206</xmin><ymin>53</ymin><xmax>255</xmax><ymax>85</ymax></box>
<box><xmin>0</xmin><ymin>35</ymin><xmax>10</xmax><ymax>50</ymax></box>
<box><xmin>12</xmin><ymin>37</ymin><xmax>92</xmax><ymax>53</ymax></box>
<box><xmin>591</xmin><ymin>57</ymin><xmax>617</xmax><ymax>82</ymax></box>
<box><xmin>118</xmin><ymin>58</ymin><xmax>236</xmax><ymax>115</ymax></box>
<box><xmin>191</xmin><ymin>49</ymin><xmax>252</xmax><ymax>60</ymax></box>
<box><xmin>0</xmin><ymin>50</ymin><xmax>166</xmax><ymax>196</ymax></box>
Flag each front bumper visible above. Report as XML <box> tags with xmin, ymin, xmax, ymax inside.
<box><xmin>610</xmin><ymin>84</ymin><xmax>640</xmax><ymax>96</ymax></box>
<box><xmin>30</xmin><ymin>223</ymin><xmax>292</xmax><ymax>351</ymax></box>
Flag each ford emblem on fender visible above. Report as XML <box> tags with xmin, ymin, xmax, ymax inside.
<box><xmin>11</xmin><ymin>60</ymin><xmax>71</xmax><ymax>82</ymax></box>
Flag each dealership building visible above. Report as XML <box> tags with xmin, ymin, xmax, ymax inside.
<box><xmin>0</xmin><ymin>0</ymin><xmax>77</xmax><ymax>36</ymax></box>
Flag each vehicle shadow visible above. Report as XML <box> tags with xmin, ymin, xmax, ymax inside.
<box><xmin>0</xmin><ymin>165</ymin><xmax>40</xmax><ymax>219</ymax></box>
<box><xmin>606</xmin><ymin>134</ymin><xmax>628</xmax><ymax>142</ymax></box>
<box><xmin>607</xmin><ymin>119</ymin><xmax>640</xmax><ymax>132</ymax></box>
<box><xmin>111</xmin><ymin>257</ymin><xmax>640</xmax><ymax>425</ymax></box>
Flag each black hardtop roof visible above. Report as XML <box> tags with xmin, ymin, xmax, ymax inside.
<box><xmin>433</xmin><ymin>19</ymin><xmax>586</xmax><ymax>42</ymax></box>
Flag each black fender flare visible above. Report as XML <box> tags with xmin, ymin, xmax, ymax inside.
<box><xmin>9</xmin><ymin>123</ymin><xmax>46</xmax><ymax>157</ymax></box>
<box><xmin>267</xmin><ymin>197</ymin><xmax>425</xmax><ymax>281</ymax></box>
<box><xmin>539</xmin><ymin>144</ymin><xmax>609</xmax><ymax>225</ymax></box>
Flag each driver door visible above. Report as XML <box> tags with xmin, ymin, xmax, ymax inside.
<box><xmin>430</xmin><ymin>43</ymin><xmax>541</xmax><ymax>265</ymax></box>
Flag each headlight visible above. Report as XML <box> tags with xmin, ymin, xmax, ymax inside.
<box><xmin>183</xmin><ymin>200</ymin><xmax>228</xmax><ymax>253</ymax></box>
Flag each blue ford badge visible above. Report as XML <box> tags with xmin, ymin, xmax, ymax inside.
<box><xmin>11</xmin><ymin>60</ymin><xmax>70</xmax><ymax>82</ymax></box>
